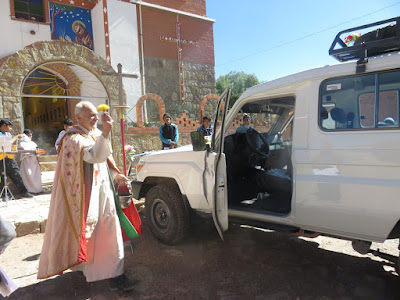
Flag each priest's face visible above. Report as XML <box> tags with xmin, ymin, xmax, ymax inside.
<box><xmin>77</xmin><ymin>104</ymin><xmax>99</xmax><ymax>131</ymax></box>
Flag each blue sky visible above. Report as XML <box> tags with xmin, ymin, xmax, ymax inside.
<box><xmin>206</xmin><ymin>1</ymin><xmax>400</xmax><ymax>82</ymax></box>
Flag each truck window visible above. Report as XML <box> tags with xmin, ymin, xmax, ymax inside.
<box><xmin>319</xmin><ymin>69</ymin><xmax>400</xmax><ymax>130</ymax></box>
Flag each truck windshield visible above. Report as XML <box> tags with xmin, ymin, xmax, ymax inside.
<box><xmin>226</xmin><ymin>97</ymin><xmax>295</xmax><ymax>139</ymax></box>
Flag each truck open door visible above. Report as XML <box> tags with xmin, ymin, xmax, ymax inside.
<box><xmin>204</xmin><ymin>87</ymin><xmax>231</xmax><ymax>240</ymax></box>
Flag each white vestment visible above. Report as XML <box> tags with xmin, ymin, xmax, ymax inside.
<box><xmin>38</xmin><ymin>125</ymin><xmax>124</xmax><ymax>282</ymax></box>
<box><xmin>19</xmin><ymin>135</ymin><xmax>42</xmax><ymax>194</ymax></box>
<box><xmin>73</xmin><ymin>126</ymin><xmax>124</xmax><ymax>281</ymax></box>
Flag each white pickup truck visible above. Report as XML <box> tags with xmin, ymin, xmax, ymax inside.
<box><xmin>132</xmin><ymin>17</ymin><xmax>400</xmax><ymax>271</ymax></box>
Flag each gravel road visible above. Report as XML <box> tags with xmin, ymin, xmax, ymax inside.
<box><xmin>1</xmin><ymin>217</ymin><xmax>399</xmax><ymax>299</ymax></box>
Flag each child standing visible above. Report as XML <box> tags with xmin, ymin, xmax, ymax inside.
<box><xmin>55</xmin><ymin>118</ymin><xmax>73</xmax><ymax>151</ymax></box>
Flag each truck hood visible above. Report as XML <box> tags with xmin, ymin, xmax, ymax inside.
<box><xmin>140</xmin><ymin>144</ymin><xmax>194</xmax><ymax>161</ymax></box>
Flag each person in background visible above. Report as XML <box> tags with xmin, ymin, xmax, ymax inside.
<box><xmin>236</xmin><ymin>114</ymin><xmax>254</xmax><ymax>133</ymax></box>
<box><xmin>18</xmin><ymin>129</ymin><xmax>43</xmax><ymax>194</ymax></box>
<box><xmin>38</xmin><ymin>101</ymin><xmax>139</xmax><ymax>291</ymax></box>
<box><xmin>159</xmin><ymin>113</ymin><xmax>179</xmax><ymax>150</ymax></box>
<box><xmin>0</xmin><ymin>119</ymin><xmax>33</xmax><ymax>198</ymax></box>
<box><xmin>55</xmin><ymin>118</ymin><xmax>73</xmax><ymax>151</ymax></box>
<box><xmin>197</xmin><ymin>116</ymin><xmax>213</xmax><ymax>137</ymax></box>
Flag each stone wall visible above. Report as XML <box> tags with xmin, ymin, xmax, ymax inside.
<box><xmin>144</xmin><ymin>56</ymin><xmax>216</xmax><ymax>120</ymax></box>
<box><xmin>114</xmin><ymin>132</ymin><xmax>193</xmax><ymax>174</ymax></box>
<box><xmin>126</xmin><ymin>132</ymin><xmax>192</xmax><ymax>154</ymax></box>
<box><xmin>184</xmin><ymin>62</ymin><xmax>216</xmax><ymax>114</ymax></box>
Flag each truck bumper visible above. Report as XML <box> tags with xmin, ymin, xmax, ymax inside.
<box><xmin>130</xmin><ymin>180</ymin><xmax>143</xmax><ymax>200</ymax></box>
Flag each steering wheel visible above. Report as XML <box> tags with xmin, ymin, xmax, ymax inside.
<box><xmin>245</xmin><ymin>128</ymin><xmax>269</xmax><ymax>157</ymax></box>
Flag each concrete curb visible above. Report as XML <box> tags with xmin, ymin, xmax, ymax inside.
<box><xmin>0</xmin><ymin>194</ymin><xmax>52</xmax><ymax>237</ymax></box>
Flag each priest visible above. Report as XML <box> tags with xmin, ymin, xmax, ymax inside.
<box><xmin>38</xmin><ymin>101</ymin><xmax>140</xmax><ymax>291</ymax></box>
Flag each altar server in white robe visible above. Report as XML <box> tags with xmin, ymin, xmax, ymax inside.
<box><xmin>18</xmin><ymin>129</ymin><xmax>42</xmax><ymax>194</ymax></box>
<box><xmin>38</xmin><ymin>101</ymin><xmax>137</xmax><ymax>291</ymax></box>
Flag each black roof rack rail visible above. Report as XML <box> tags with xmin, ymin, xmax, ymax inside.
<box><xmin>329</xmin><ymin>17</ymin><xmax>400</xmax><ymax>63</ymax></box>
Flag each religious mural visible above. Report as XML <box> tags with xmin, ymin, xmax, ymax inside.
<box><xmin>49</xmin><ymin>2</ymin><xmax>94</xmax><ymax>50</ymax></box>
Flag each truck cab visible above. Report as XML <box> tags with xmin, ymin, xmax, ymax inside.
<box><xmin>133</xmin><ymin>17</ymin><xmax>400</xmax><ymax>269</ymax></box>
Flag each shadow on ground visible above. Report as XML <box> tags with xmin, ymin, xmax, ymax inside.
<box><xmin>6</xmin><ymin>217</ymin><xmax>400</xmax><ymax>299</ymax></box>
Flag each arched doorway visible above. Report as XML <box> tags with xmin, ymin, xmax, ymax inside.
<box><xmin>21</xmin><ymin>62</ymin><xmax>108</xmax><ymax>154</ymax></box>
<box><xmin>0</xmin><ymin>40</ymin><xmax>126</xmax><ymax>166</ymax></box>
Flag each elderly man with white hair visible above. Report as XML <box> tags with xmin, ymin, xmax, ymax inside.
<box><xmin>38</xmin><ymin>101</ymin><xmax>139</xmax><ymax>291</ymax></box>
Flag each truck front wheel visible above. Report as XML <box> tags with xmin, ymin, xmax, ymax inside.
<box><xmin>145</xmin><ymin>185</ymin><xmax>189</xmax><ymax>245</ymax></box>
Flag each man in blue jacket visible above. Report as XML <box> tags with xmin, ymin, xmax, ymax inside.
<box><xmin>159</xmin><ymin>113</ymin><xmax>179</xmax><ymax>150</ymax></box>
<box><xmin>197</xmin><ymin>116</ymin><xmax>213</xmax><ymax>136</ymax></box>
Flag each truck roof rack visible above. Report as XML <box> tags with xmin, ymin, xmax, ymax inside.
<box><xmin>329</xmin><ymin>17</ymin><xmax>400</xmax><ymax>63</ymax></box>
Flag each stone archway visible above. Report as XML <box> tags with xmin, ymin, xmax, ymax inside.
<box><xmin>22</xmin><ymin>63</ymin><xmax>83</xmax><ymax>129</ymax></box>
<box><xmin>135</xmin><ymin>93</ymin><xmax>166</xmax><ymax>127</ymax></box>
<box><xmin>0</xmin><ymin>40</ymin><xmax>126</xmax><ymax>166</ymax></box>
<box><xmin>199</xmin><ymin>94</ymin><xmax>219</xmax><ymax>121</ymax></box>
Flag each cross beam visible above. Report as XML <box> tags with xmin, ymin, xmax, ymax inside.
<box><xmin>160</xmin><ymin>17</ymin><xmax>198</xmax><ymax>102</ymax></box>
<box><xmin>102</xmin><ymin>63</ymin><xmax>138</xmax><ymax>176</ymax></box>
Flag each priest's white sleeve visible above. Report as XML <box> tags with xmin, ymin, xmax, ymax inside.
<box><xmin>83</xmin><ymin>135</ymin><xmax>112</xmax><ymax>164</ymax></box>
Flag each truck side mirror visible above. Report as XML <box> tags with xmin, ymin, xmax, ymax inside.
<box><xmin>190</xmin><ymin>131</ymin><xmax>206</xmax><ymax>151</ymax></box>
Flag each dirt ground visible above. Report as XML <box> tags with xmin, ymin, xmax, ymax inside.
<box><xmin>1</xmin><ymin>216</ymin><xmax>399</xmax><ymax>300</ymax></box>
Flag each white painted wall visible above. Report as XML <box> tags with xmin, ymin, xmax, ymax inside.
<box><xmin>0</xmin><ymin>1</ymin><xmax>106</xmax><ymax>60</ymax></box>
<box><xmin>69</xmin><ymin>64</ymin><xmax>108</xmax><ymax>125</ymax></box>
<box><xmin>69</xmin><ymin>64</ymin><xmax>108</xmax><ymax>104</ymax></box>
<box><xmin>0</xmin><ymin>0</ymin><xmax>140</xmax><ymax>123</ymax></box>
<box><xmin>91</xmin><ymin>1</ymin><xmax>106</xmax><ymax>59</ymax></box>
<box><xmin>108</xmin><ymin>0</ymin><xmax>141</xmax><ymax>124</ymax></box>
<box><xmin>0</xmin><ymin>1</ymin><xmax>50</xmax><ymax>58</ymax></box>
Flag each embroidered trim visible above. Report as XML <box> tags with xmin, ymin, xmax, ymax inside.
<box><xmin>59</xmin><ymin>167</ymin><xmax>79</xmax><ymax>243</ymax></box>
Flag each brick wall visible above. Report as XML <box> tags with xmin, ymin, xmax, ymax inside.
<box><xmin>139</xmin><ymin>6</ymin><xmax>214</xmax><ymax>65</ymax></box>
<box><xmin>143</xmin><ymin>0</ymin><xmax>207</xmax><ymax>16</ymax></box>
<box><xmin>129</xmin><ymin>112</ymin><xmax>201</xmax><ymax>134</ymax></box>
<box><xmin>130</xmin><ymin>92</ymin><xmax>220</xmax><ymax>135</ymax></box>
<box><xmin>125</xmin><ymin>132</ymin><xmax>193</xmax><ymax>157</ymax></box>
<box><xmin>135</xmin><ymin>0</ymin><xmax>216</xmax><ymax>124</ymax></box>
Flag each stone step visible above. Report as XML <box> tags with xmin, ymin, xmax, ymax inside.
<box><xmin>40</xmin><ymin>161</ymin><xmax>57</xmax><ymax>172</ymax></box>
<box><xmin>42</xmin><ymin>171</ymin><xmax>55</xmax><ymax>185</ymax></box>
<box><xmin>38</xmin><ymin>155</ymin><xmax>58</xmax><ymax>162</ymax></box>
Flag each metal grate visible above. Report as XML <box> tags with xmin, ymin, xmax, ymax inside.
<box><xmin>329</xmin><ymin>17</ymin><xmax>400</xmax><ymax>62</ymax></box>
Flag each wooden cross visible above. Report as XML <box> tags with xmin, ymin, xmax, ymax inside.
<box><xmin>160</xmin><ymin>19</ymin><xmax>198</xmax><ymax>102</ymax></box>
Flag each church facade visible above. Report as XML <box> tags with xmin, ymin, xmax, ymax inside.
<box><xmin>134</xmin><ymin>0</ymin><xmax>217</xmax><ymax>124</ymax></box>
<box><xmin>0</xmin><ymin>0</ymin><xmax>217</xmax><ymax>167</ymax></box>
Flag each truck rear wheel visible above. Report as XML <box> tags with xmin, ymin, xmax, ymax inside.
<box><xmin>145</xmin><ymin>185</ymin><xmax>189</xmax><ymax>245</ymax></box>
